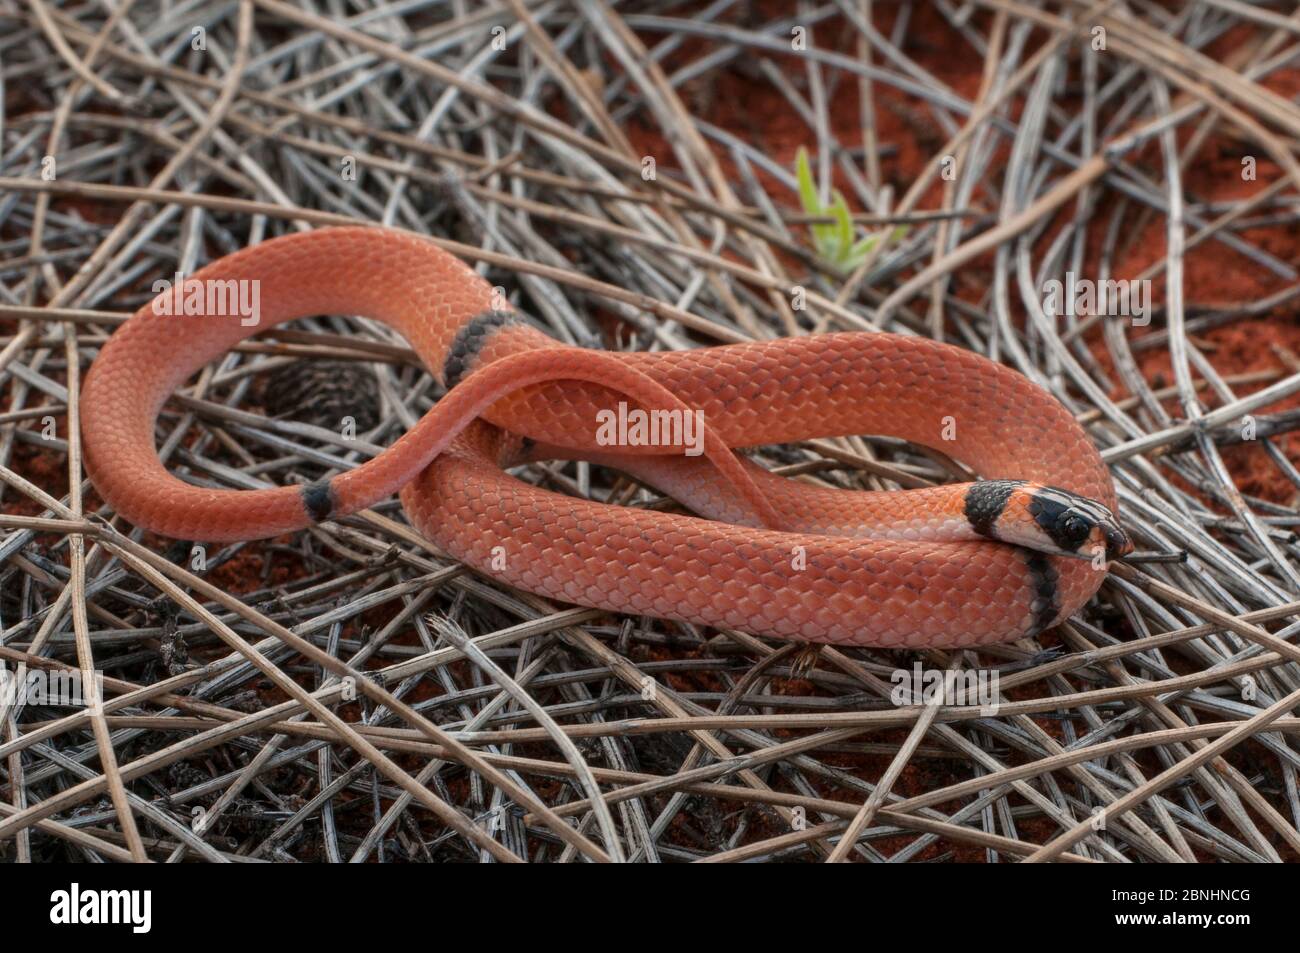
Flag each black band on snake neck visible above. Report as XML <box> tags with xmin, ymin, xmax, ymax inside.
<box><xmin>963</xmin><ymin>480</ymin><xmax>1025</xmax><ymax>540</ymax></box>
<box><xmin>442</xmin><ymin>310</ymin><xmax>520</xmax><ymax>389</ymax></box>
<box><xmin>1021</xmin><ymin>550</ymin><xmax>1060</xmax><ymax>636</ymax></box>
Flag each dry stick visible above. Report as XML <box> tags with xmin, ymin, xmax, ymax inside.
<box><xmin>79</xmin><ymin>710</ymin><xmax>1300</xmax><ymax>786</ymax></box>
<box><xmin>995</xmin><ymin>596</ymin><xmax>1300</xmax><ymax>695</ymax></box>
<box><xmin>25</xmin><ymin>0</ymin><xmax>135</xmax><ymax>107</ymax></box>
<box><xmin>503</xmin><ymin>0</ymin><xmax>632</xmax><ymax>155</ymax></box>
<box><xmin>251</xmin><ymin>0</ymin><xmax>633</xmax><ymax>176</ymax></box>
<box><xmin>27</xmin><ymin>0</ymin><xmax>153</xmax><ymax>865</ymax></box>
<box><xmin>519</xmin><ymin>642</ymin><xmax>866</xmax><ymax>825</ymax></box>
<box><xmin>0</xmin><ymin>536</ymin><xmax>528</xmax><ymax>863</ymax></box>
<box><xmin>0</xmin><ymin>0</ymin><xmax>124</xmax><ymax>864</ymax></box>
<box><xmin>0</xmin><ymin>177</ymin><xmax>768</xmax><ymax>342</ymax></box>
<box><xmin>4</xmin><ymin>0</ymin><xmax>143</xmax><ymax>544</ymax></box>
<box><xmin>100</xmin><ymin>715</ymin><xmax>1098</xmax><ymax>861</ymax></box>
<box><xmin>1122</xmin><ymin>7</ymin><xmax>1294</xmax><ymax>257</ymax></box>
<box><xmin>924</xmin><ymin>8</ymin><xmax>1008</xmax><ymax>340</ymax></box>
<box><xmin>880</xmin><ymin>0</ymin><xmax>1300</xmax><ymax>329</ymax></box>
<box><xmin>0</xmin><ymin>513</ymin><xmax>519</xmax><ymax>854</ymax></box>
<box><xmin>1095</xmin><ymin>6</ymin><xmax>1300</xmax><ymax>137</ymax></box>
<box><xmin>0</xmin><ymin>174</ymin><xmax>883</xmax><ymax>335</ymax></box>
<box><xmin>1016</xmin><ymin>562</ymin><xmax>1300</xmax><ymax>860</ymax></box>
<box><xmin>0</xmin><ymin>800</ymin><xmax>136</xmax><ymax>863</ymax></box>
<box><xmin>885</xmin><ymin>716</ymin><xmax>1300</xmax><ymax>819</ymax></box>
<box><xmin>824</xmin><ymin>691</ymin><xmax>943</xmax><ymax>863</ymax></box>
<box><xmin>813</xmin><ymin>639</ymin><xmax>1177</xmax><ymax>863</ymax></box>
<box><xmin>0</xmin><ymin>712</ymin><xmax>27</xmax><ymax>863</ymax></box>
<box><xmin>857</xmin><ymin>0</ymin><xmax>881</xmax><ymax>195</ymax></box>
<box><xmin>1103</xmin><ymin>369</ymin><xmax>1300</xmax><ymax>462</ymax></box>
<box><xmin>978</xmin><ymin>0</ymin><xmax>1300</xmax><ymax>140</ymax></box>
<box><xmin>388</xmin><ymin>639</ymin><xmax>1300</xmax><ymax>741</ymax></box>
<box><xmin>0</xmin><ymin>303</ymin><xmax>422</xmax><ymax>365</ymax></box>
<box><xmin>583</xmin><ymin>0</ymin><xmax>804</xmax><ymax>338</ymax></box>
<box><xmin>169</xmin><ymin>549</ymin><xmax>612</xmax><ymax>858</ymax></box>
<box><xmin>37</xmin><ymin>1</ymin><xmax>255</xmax><ymax>314</ymax></box>
<box><xmin>1026</xmin><ymin>675</ymin><xmax>1300</xmax><ymax>863</ymax></box>
<box><xmin>9</xmin><ymin>0</ymin><xmax>248</xmax><ymax>863</ymax></box>
<box><xmin>221</xmin><ymin>115</ymin><xmax>830</xmax><ymax>306</ymax></box>
<box><xmin>538</xmin><ymin>609</ymin><xmax>832</xmax><ymax>843</ymax></box>
<box><xmin>41</xmin><ymin>10</ymin><xmax>815</xmax><ymax>273</ymax></box>
<box><xmin>888</xmin><ymin>0</ymin><xmax>1119</xmax><ymax>223</ymax></box>
<box><xmin>503</xmin><ymin>754</ymin><xmax>1098</xmax><ymax>863</ymax></box>
<box><xmin>0</xmin><ymin>589</ymin><xmax>605</xmax><ymax>778</ymax></box>
<box><xmin>1131</xmin><ymin>177</ymin><xmax>1295</xmax><ymax>288</ymax></box>
<box><xmin>6</xmin><ymin>490</ymin><xmax>1296</xmax><ymax>750</ymax></box>
<box><xmin>430</xmin><ymin>615</ymin><xmax>626</xmax><ymax>862</ymax></box>
<box><xmin>13</xmin><ymin>111</ymin><xmax>260</xmax><ymax>194</ymax></box>
<box><xmin>1112</xmin><ymin>563</ymin><xmax>1300</xmax><ymax>660</ymax></box>
<box><xmin>1198</xmin><ymin>0</ymin><xmax>1300</xmax><ymax>33</ymax></box>
<box><xmin>113</xmin><ymin>539</ymin><xmax>612</xmax><ymax>862</ymax></box>
<box><xmin>876</xmin><ymin>154</ymin><xmax>1108</xmax><ymax>323</ymax></box>
<box><xmin>0</xmin><ymin>496</ymin><xmax>607</xmax><ymax>861</ymax></box>
<box><xmin>1059</xmin><ymin>624</ymin><xmax>1296</xmax><ymax>859</ymax></box>
<box><xmin>621</xmin><ymin>640</ymin><xmax>811</xmax><ymax>858</ymax></box>
<box><xmin>0</xmin><ymin>174</ymin><xmax>884</xmax><ymax>337</ymax></box>
<box><xmin>976</xmin><ymin>0</ymin><xmax>1300</xmax><ymax>178</ymax></box>
<box><xmin>55</xmin><ymin>692</ymin><xmax>1300</xmax><ymax>843</ymax></box>
<box><xmin>59</xmin><ymin>323</ymin><xmax>146</xmax><ymax>861</ymax></box>
<box><xmin>52</xmin><ymin>9</ymin><xmax>891</xmax><ymax>377</ymax></box>
<box><xmin>5</xmin><ymin>562</ymin><xmax>1294</xmax><ymax>865</ymax></box>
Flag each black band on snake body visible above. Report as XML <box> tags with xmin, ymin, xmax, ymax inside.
<box><xmin>442</xmin><ymin>310</ymin><xmax>521</xmax><ymax>388</ymax></box>
<box><xmin>301</xmin><ymin>479</ymin><xmax>336</xmax><ymax>522</ymax></box>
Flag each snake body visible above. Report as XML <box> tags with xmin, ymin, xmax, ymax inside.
<box><xmin>81</xmin><ymin>227</ymin><xmax>1128</xmax><ymax>648</ymax></box>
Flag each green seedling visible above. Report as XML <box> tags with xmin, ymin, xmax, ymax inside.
<box><xmin>795</xmin><ymin>146</ymin><xmax>906</xmax><ymax>271</ymax></box>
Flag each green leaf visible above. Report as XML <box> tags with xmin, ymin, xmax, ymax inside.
<box><xmin>796</xmin><ymin>149</ymin><xmax>840</xmax><ymax>256</ymax></box>
<box><xmin>848</xmin><ymin>233</ymin><xmax>879</xmax><ymax>264</ymax></box>
<box><xmin>795</xmin><ymin>149</ymin><xmax>908</xmax><ymax>271</ymax></box>
<box><xmin>795</xmin><ymin>147</ymin><xmax>821</xmax><ymax>217</ymax></box>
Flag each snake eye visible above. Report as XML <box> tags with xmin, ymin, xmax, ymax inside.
<box><xmin>1058</xmin><ymin>512</ymin><xmax>1091</xmax><ymax>549</ymax></box>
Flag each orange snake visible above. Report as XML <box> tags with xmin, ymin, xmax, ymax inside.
<box><xmin>80</xmin><ymin>227</ymin><xmax>1129</xmax><ymax>648</ymax></box>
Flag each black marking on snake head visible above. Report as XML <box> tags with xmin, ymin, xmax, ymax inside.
<box><xmin>963</xmin><ymin>480</ymin><xmax>1025</xmax><ymax>540</ymax></box>
<box><xmin>1021</xmin><ymin>549</ymin><xmax>1059</xmax><ymax>637</ymax></box>
<box><xmin>442</xmin><ymin>310</ymin><xmax>520</xmax><ymax>388</ymax></box>
<box><xmin>301</xmin><ymin>479</ymin><xmax>336</xmax><ymax>522</ymax></box>
<box><xmin>1028</xmin><ymin>485</ymin><xmax>1108</xmax><ymax>555</ymax></box>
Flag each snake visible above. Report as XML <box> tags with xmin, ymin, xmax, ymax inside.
<box><xmin>80</xmin><ymin>226</ymin><xmax>1130</xmax><ymax>649</ymax></box>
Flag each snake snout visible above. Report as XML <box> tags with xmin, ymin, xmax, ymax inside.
<box><xmin>1099</xmin><ymin>520</ymin><xmax>1133</xmax><ymax>561</ymax></box>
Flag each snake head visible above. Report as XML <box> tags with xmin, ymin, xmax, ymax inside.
<box><xmin>1024</xmin><ymin>485</ymin><xmax>1132</xmax><ymax>562</ymax></box>
<box><xmin>969</xmin><ymin>481</ymin><xmax>1132</xmax><ymax>562</ymax></box>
